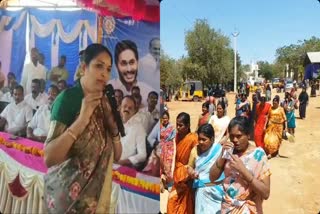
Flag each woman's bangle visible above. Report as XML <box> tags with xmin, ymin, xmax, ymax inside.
<box><xmin>112</xmin><ymin>132</ymin><xmax>120</xmax><ymax>138</ymax></box>
<box><xmin>67</xmin><ymin>128</ymin><xmax>77</xmax><ymax>141</ymax></box>
<box><xmin>112</xmin><ymin>134</ymin><xmax>121</xmax><ymax>144</ymax></box>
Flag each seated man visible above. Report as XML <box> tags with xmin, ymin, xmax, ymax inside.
<box><xmin>117</xmin><ymin>95</ymin><xmax>147</xmax><ymax>169</ymax></box>
<box><xmin>49</xmin><ymin>55</ymin><xmax>69</xmax><ymax>85</ymax></box>
<box><xmin>140</xmin><ymin>91</ymin><xmax>160</xmax><ymax>131</ymax></box>
<box><xmin>0</xmin><ymin>85</ymin><xmax>33</xmax><ymax>135</ymax></box>
<box><xmin>2</xmin><ymin>72</ymin><xmax>16</xmax><ymax>94</ymax></box>
<box><xmin>132</xmin><ymin>93</ymin><xmax>151</xmax><ymax>133</ymax></box>
<box><xmin>115</xmin><ymin>89</ymin><xmax>124</xmax><ymax>109</ymax></box>
<box><xmin>24</xmin><ymin>78</ymin><xmax>47</xmax><ymax>110</ymax></box>
<box><xmin>0</xmin><ymin>80</ymin><xmax>17</xmax><ymax>103</ymax></box>
<box><xmin>27</xmin><ymin>85</ymin><xmax>59</xmax><ymax>142</ymax></box>
<box><xmin>57</xmin><ymin>79</ymin><xmax>68</xmax><ymax>91</ymax></box>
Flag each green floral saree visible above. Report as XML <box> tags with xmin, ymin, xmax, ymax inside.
<box><xmin>44</xmin><ymin>81</ymin><xmax>114</xmax><ymax>213</ymax></box>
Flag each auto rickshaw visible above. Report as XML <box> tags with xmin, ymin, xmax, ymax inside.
<box><xmin>177</xmin><ymin>80</ymin><xmax>204</xmax><ymax>102</ymax></box>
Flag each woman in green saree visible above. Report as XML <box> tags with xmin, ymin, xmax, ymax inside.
<box><xmin>44</xmin><ymin>43</ymin><xmax>122</xmax><ymax>213</ymax></box>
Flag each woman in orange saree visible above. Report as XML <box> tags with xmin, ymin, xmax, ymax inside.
<box><xmin>254</xmin><ymin>97</ymin><xmax>271</xmax><ymax>148</ymax></box>
<box><xmin>167</xmin><ymin>112</ymin><xmax>198</xmax><ymax>214</ymax></box>
<box><xmin>264</xmin><ymin>96</ymin><xmax>286</xmax><ymax>158</ymax></box>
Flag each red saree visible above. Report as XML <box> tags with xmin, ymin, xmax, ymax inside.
<box><xmin>167</xmin><ymin>132</ymin><xmax>198</xmax><ymax>214</ymax></box>
<box><xmin>254</xmin><ymin>103</ymin><xmax>271</xmax><ymax>148</ymax></box>
<box><xmin>197</xmin><ymin>113</ymin><xmax>210</xmax><ymax>128</ymax></box>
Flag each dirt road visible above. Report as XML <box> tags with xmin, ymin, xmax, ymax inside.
<box><xmin>164</xmin><ymin>89</ymin><xmax>320</xmax><ymax>214</ymax></box>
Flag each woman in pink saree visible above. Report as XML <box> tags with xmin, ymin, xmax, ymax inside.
<box><xmin>210</xmin><ymin>116</ymin><xmax>271</xmax><ymax>214</ymax></box>
<box><xmin>160</xmin><ymin>111</ymin><xmax>176</xmax><ymax>190</ymax></box>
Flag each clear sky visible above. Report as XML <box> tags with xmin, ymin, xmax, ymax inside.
<box><xmin>160</xmin><ymin>0</ymin><xmax>320</xmax><ymax>65</ymax></box>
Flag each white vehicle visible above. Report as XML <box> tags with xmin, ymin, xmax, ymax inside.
<box><xmin>285</xmin><ymin>79</ymin><xmax>294</xmax><ymax>92</ymax></box>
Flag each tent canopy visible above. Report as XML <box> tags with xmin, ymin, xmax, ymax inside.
<box><xmin>304</xmin><ymin>52</ymin><xmax>320</xmax><ymax>66</ymax></box>
<box><xmin>0</xmin><ymin>0</ymin><xmax>160</xmax><ymax>22</ymax></box>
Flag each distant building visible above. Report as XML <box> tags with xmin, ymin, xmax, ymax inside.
<box><xmin>304</xmin><ymin>52</ymin><xmax>320</xmax><ymax>80</ymax></box>
<box><xmin>245</xmin><ymin>61</ymin><xmax>260</xmax><ymax>84</ymax></box>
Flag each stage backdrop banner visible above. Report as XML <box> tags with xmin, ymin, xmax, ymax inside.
<box><xmin>101</xmin><ymin>16</ymin><xmax>160</xmax><ymax>106</ymax></box>
<box><xmin>28</xmin><ymin>8</ymin><xmax>97</xmax><ymax>86</ymax></box>
<box><xmin>0</xmin><ymin>9</ymin><xmax>27</xmax><ymax>83</ymax></box>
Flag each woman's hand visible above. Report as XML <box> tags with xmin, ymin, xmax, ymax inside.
<box><xmin>229</xmin><ymin>153</ymin><xmax>248</xmax><ymax>176</ymax></box>
<box><xmin>186</xmin><ymin>165</ymin><xmax>199</xmax><ymax>179</ymax></box>
<box><xmin>221</xmin><ymin>140</ymin><xmax>234</xmax><ymax>152</ymax></box>
<box><xmin>101</xmin><ymin>96</ymin><xmax>119</xmax><ymax>136</ymax></box>
<box><xmin>160</xmin><ymin>176</ymin><xmax>167</xmax><ymax>193</ymax></box>
<box><xmin>79</xmin><ymin>92</ymin><xmax>103</xmax><ymax>124</ymax></box>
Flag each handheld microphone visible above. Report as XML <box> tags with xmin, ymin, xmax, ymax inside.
<box><xmin>104</xmin><ymin>84</ymin><xmax>125</xmax><ymax>137</ymax></box>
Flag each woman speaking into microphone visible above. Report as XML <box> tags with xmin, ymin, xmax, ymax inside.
<box><xmin>44</xmin><ymin>44</ymin><xmax>122</xmax><ymax>213</ymax></box>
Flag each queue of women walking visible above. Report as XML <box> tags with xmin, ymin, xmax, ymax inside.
<box><xmin>160</xmin><ymin>87</ymin><xmax>309</xmax><ymax>214</ymax></box>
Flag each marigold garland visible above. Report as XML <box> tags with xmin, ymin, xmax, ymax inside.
<box><xmin>112</xmin><ymin>170</ymin><xmax>160</xmax><ymax>195</ymax></box>
<box><xmin>0</xmin><ymin>137</ymin><xmax>44</xmax><ymax>157</ymax></box>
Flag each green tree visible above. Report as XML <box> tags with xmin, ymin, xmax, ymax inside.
<box><xmin>257</xmin><ymin>61</ymin><xmax>274</xmax><ymax>80</ymax></box>
<box><xmin>275</xmin><ymin>36</ymin><xmax>320</xmax><ymax>81</ymax></box>
<box><xmin>160</xmin><ymin>51</ymin><xmax>183</xmax><ymax>89</ymax></box>
<box><xmin>184</xmin><ymin>19</ymin><xmax>235</xmax><ymax>87</ymax></box>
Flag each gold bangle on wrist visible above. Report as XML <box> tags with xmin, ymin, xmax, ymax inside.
<box><xmin>112</xmin><ymin>132</ymin><xmax>120</xmax><ymax>138</ymax></box>
<box><xmin>67</xmin><ymin>128</ymin><xmax>77</xmax><ymax>141</ymax></box>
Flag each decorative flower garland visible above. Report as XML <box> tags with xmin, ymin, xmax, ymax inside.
<box><xmin>112</xmin><ymin>171</ymin><xmax>160</xmax><ymax>195</ymax></box>
<box><xmin>0</xmin><ymin>137</ymin><xmax>44</xmax><ymax>157</ymax></box>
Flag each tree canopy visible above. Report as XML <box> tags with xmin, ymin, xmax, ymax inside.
<box><xmin>183</xmin><ymin>19</ymin><xmax>237</xmax><ymax>87</ymax></box>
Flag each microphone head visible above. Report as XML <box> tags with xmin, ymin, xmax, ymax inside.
<box><xmin>105</xmin><ymin>84</ymin><xmax>114</xmax><ymax>92</ymax></box>
<box><xmin>104</xmin><ymin>84</ymin><xmax>114</xmax><ymax>96</ymax></box>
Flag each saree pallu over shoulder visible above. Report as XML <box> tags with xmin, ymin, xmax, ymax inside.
<box><xmin>167</xmin><ymin>133</ymin><xmax>198</xmax><ymax>214</ymax></box>
<box><xmin>160</xmin><ymin>123</ymin><xmax>176</xmax><ymax>180</ymax></box>
<box><xmin>193</xmin><ymin>143</ymin><xmax>224</xmax><ymax>214</ymax></box>
<box><xmin>222</xmin><ymin>147</ymin><xmax>271</xmax><ymax>214</ymax></box>
<box><xmin>44</xmin><ymin>108</ymin><xmax>113</xmax><ymax>214</ymax></box>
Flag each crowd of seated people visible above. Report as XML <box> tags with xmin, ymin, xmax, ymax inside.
<box><xmin>115</xmin><ymin>86</ymin><xmax>160</xmax><ymax>176</ymax></box>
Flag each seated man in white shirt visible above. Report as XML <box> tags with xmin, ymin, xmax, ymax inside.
<box><xmin>116</xmin><ymin>95</ymin><xmax>147</xmax><ymax>169</ymax></box>
<box><xmin>0</xmin><ymin>85</ymin><xmax>33</xmax><ymax>135</ymax></box>
<box><xmin>24</xmin><ymin>78</ymin><xmax>48</xmax><ymax>111</ymax></box>
<box><xmin>132</xmin><ymin>93</ymin><xmax>151</xmax><ymax>133</ymax></box>
<box><xmin>0</xmin><ymin>80</ymin><xmax>17</xmax><ymax>103</ymax></box>
<box><xmin>27</xmin><ymin>85</ymin><xmax>59</xmax><ymax>142</ymax></box>
<box><xmin>140</xmin><ymin>91</ymin><xmax>160</xmax><ymax>131</ymax></box>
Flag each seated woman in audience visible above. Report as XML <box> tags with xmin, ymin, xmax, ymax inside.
<box><xmin>210</xmin><ymin>116</ymin><xmax>271</xmax><ymax>214</ymax></box>
<box><xmin>0</xmin><ymin>85</ymin><xmax>33</xmax><ymax>136</ymax></box>
<box><xmin>187</xmin><ymin>124</ymin><xmax>224</xmax><ymax>214</ymax></box>
<box><xmin>27</xmin><ymin>85</ymin><xmax>59</xmax><ymax>142</ymax></box>
<box><xmin>167</xmin><ymin>112</ymin><xmax>198</xmax><ymax>214</ymax></box>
